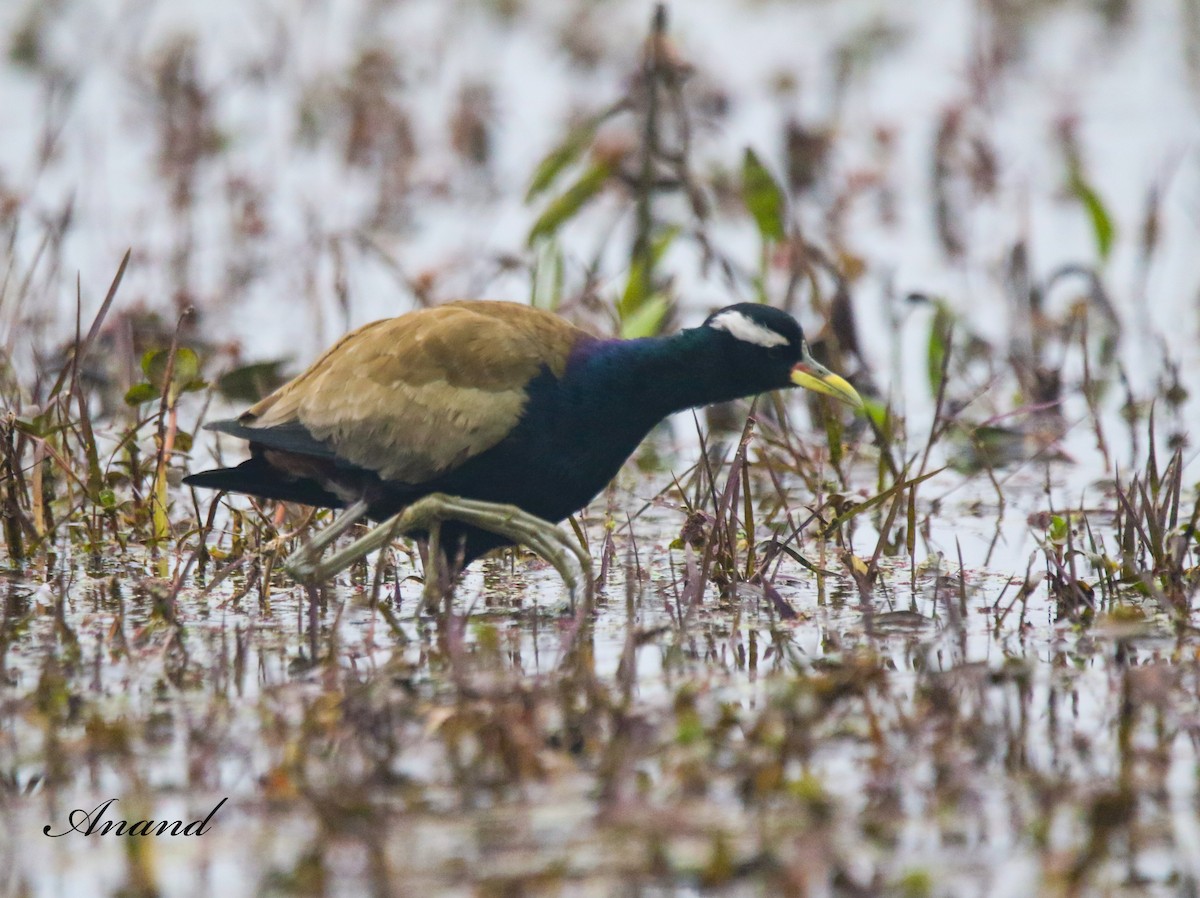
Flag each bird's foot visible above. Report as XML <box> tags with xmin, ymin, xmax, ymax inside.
<box><xmin>280</xmin><ymin>499</ymin><xmax>370</xmax><ymax>577</ymax></box>
<box><xmin>282</xmin><ymin>493</ymin><xmax>592</xmax><ymax>610</ymax></box>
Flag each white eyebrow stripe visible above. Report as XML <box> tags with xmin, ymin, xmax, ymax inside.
<box><xmin>709</xmin><ymin>310</ymin><xmax>790</xmax><ymax>348</ymax></box>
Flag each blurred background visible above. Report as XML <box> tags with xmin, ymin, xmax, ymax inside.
<box><xmin>2</xmin><ymin>0</ymin><xmax>1197</xmax><ymax>429</ymax></box>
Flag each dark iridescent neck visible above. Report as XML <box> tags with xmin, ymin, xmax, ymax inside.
<box><xmin>567</xmin><ymin>327</ymin><xmax>742</xmax><ymax>421</ymax></box>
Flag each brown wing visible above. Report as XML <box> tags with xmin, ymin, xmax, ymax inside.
<box><xmin>234</xmin><ymin>301</ymin><xmax>588</xmax><ymax>485</ymax></box>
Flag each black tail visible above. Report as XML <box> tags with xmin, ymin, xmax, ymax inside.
<box><xmin>183</xmin><ymin>457</ymin><xmax>346</xmax><ymax>510</ymax></box>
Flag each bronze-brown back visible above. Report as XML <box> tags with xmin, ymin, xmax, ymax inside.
<box><xmin>240</xmin><ymin>301</ymin><xmax>590</xmax><ymax>484</ymax></box>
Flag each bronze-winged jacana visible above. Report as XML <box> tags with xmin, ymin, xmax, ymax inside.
<box><xmin>185</xmin><ymin>300</ymin><xmax>862</xmax><ymax>593</ymax></box>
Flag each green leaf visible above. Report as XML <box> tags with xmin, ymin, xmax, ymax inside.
<box><xmin>216</xmin><ymin>360</ymin><xmax>288</xmax><ymax>403</ymax></box>
<box><xmin>895</xmin><ymin>868</ymin><xmax>935</xmax><ymax>898</ymax></box>
<box><xmin>926</xmin><ymin>300</ymin><xmax>954</xmax><ymax>398</ymax></box>
<box><xmin>142</xmin><ymin>347</ymin><xmax>200</xmax><ymax>392</ymax></box>
<box><xmin>139</xmin><ymin>346</ymin><xmax>204</xmax><ymax>405</ymax></box>
<box><xmin>618</xmin><ymin>224</ymin><xmax>680</xmax><ymax>320</ymax></box>
<box><xmin>124</xmin><ymin>383</ymin><xmax>158</xmax><ymax>406</ymax></box>
<box><xmin>619</xmin><ymin>294</ymin><xmax>670</xmax><ymax>339</ymax></box>
<box><xmin>741</xmin><ymin>147</ymin><xmax>786</xmax><ymax>242</ymax></box>
<box><xmin>675</xmin><ymin>712</ymin><xmax>704</xmax><ymax>746</ymax></box>
<box><xmin>1069</xmin><ymin>172</ymin><xmax>1116</xmax><ymax>262</ymax></box>
<box><xmin>822</xmin><ymin>397</ymin><xmax>847</xmax><ymax>467</ymax></box>
<box><xmin>529</xmin><ymin>239</ymin><xmax>565</xmax><ymax>311</ymax></box>
<box><xmin>860</xmin><ymin>397</ymin><xmax>890</xmax><ymax>434</ymax></box>
<box><xmin>526</xmin><ymin>115</ymin><xmax>606</xmax><ymax>202</ymax></box>
<box><xmin>821</xmin><ymin>467</ymin><xmax>946</xmax><ymax>538</ymax></box>
<box><xmin>14</xmin><ymin>414</ymin><xmax>49</xmax><ymax>437</ymax></box>
<box><xmin>527</xmin><ymin>161</ymin><xmax>612</xmax><ymax>245</ymax></box>
<box><xmin>140</xmin><ymin>349</ymin><xmax>158</xmax><ymax>380</ymax></box>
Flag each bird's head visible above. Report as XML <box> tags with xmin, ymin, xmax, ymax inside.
<box><xmin>701</xmin><ymin>304</ymin><xmax>863</xmax><ymax>409</ymax></box>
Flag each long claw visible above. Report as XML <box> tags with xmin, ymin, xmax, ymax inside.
<box><xmin>281</xmin><ymin>493</ymin><xmax>593</xmax><ymax>611</ymax></box>
<box><xmin>283</xmin><ymin>499</ymin><xmax>369</xmax><ymax>578</ymax></box>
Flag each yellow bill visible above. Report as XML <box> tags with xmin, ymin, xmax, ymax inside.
<box><xmin>790</xmin><ymin>348</ymin><xmax>863</xmax><ymax>410</ymax></box>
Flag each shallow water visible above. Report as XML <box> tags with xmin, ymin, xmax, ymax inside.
<box><xmin>2</xmin><ymin>448</ymin><xmax>1196</xmax><ymax>895</ymax></box>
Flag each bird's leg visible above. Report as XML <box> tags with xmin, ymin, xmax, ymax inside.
<box><xmin>282</xmin><ymin>493</ymin><xmax>592</xmax><ymax>610</ymax></box>
<box><xmin>413</xmin><ymin>495</ymin><xmax>592</xmax><ymax>611</ymax></box>
<box><xmin>471</xmin><ymin>514</ymin><xmax>588</xmax><ymax>609</ymax></box>
<box><xmin>283</xmin><ymin>499</ymin><xmax>370</xmax><ymax>579</ymax></box>
<box><xmin>421</xmin><ymin>518</ymin><xmax>443</xmax><ymax>615</ymax></box>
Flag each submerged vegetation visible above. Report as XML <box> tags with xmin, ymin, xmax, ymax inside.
<box><xmin>1</xmin><ymin>1</ymin><xmax>1199</xmax><ymax>895</ymax></box>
